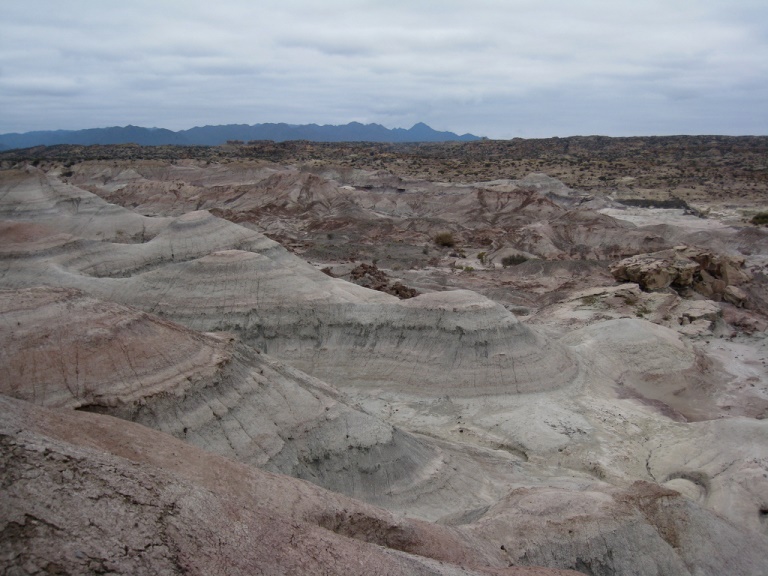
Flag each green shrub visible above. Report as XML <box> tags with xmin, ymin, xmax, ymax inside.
<box><xmin>635</xmin><ymin>305</ymin><xmax>651</xmax><ymax>318</ymax></box>
<box><xmin>477</xmin><ymin>251</ymin><xmax>487</xmax><ymax>264</ymax></box>
<box><xmin>501</xmin><ymin>254</ymin><xmax>528</xmax><ymax>267</ymax></box>
<box><xmin>434</xmin><ymin>232</ymin><xmax>455</xmax><ymax>247</ymax></box>
<box><xmin>618</xmin><ymin>293</ymin><xmax>638</xmax><ymax>305</ymax></box>
<box><xmin>751</xmin><ymin>212</ymin><xmax>768</xmax><ymax>226</ymax></box>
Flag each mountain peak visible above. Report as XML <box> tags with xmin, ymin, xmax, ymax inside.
<box><xmin>0</xmin><ymin>122</ymin><xmax>482</xmax><ymax>149</ymax></box>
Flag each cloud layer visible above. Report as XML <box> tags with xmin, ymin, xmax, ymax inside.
<box><xmin>2</xmin><ymin>0</ymin><xmax>767</xmax><ymax>137</ymax></box>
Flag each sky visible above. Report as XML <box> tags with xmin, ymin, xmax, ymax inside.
<box><xmin>1</xmin><ymin>0</ymin><xmax>767</xmax><ymax>139</ymax></box>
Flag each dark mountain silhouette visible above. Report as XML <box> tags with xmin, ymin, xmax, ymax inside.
<box><xmin>0</xmin><ymin>126</ymin><xmax>187</xmax><ymax>149</ymax></box>
<box><xmin>0</xmin><ymin>122</ymin><xmax>481</xmax><ymax>149</ymax></box>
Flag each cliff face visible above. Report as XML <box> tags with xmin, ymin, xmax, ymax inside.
<box><xmin>1</xmin><ymin>155</ymin><xmax>768</xmax><ymax>575</ymax></box>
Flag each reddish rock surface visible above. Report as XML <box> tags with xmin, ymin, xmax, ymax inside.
<box><xmin>1</xmin><ymin>395</ymin><xmax>583</xmax><ymax>576</ymax></box>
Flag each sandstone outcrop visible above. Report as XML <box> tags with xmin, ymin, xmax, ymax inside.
<box><xmin>530</xmin><ymin>283</ymin><xmax>727</xmax><ymax>337</ymax></box>
<box><xmin>611</xmin><ymin>246</ymin><xmax>751</xmax><ymax>300</ymax></box>
<box><xmin>345</xmin><ymin>262</ymin><xmax>420</xmax><ymax>298</ymax></box>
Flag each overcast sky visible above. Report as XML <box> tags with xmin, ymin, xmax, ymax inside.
<box><xmin>1</xmin><ymin>0</ymin><xmax>767</xmax><ymax>138</ymax></box>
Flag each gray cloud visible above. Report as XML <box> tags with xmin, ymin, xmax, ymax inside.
<box><xmin>1</xmin><ymin>0</ymin><xmax>766</xmax><ymax>137</ymax></box>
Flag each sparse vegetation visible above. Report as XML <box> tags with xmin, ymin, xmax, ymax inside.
<box><xmin>501</xmin><ymin>255</ymin><xmax>528</xmax><ymax>267</ymax></box>
<box><xmin>6</xmin><ymin>134</ymin><xmax>768</xmax><ymax>574</ymax></box>
<box><xmin>751</xmin><ymin>212</ymin><xmax>768</xmax><ymax>226</ymax></box>
<box><xmin>635</xmin><ymin>305</ymin><xmax>651</xmax><ymax>318</ymax></box>
<box><xmin>4</xmin><ymin>137</ymin><xmax>767</xmax><ymax>205</ymax></box>
<box><xmin>619</xmin><ymin>293</ymin><xmax>638</xmax><ymax>306</ymax></box>
<box><xmin>434</xmin><ymin>232</ymin><xmax>455</xmax><ymax>247</ymax></box>
<box><xmin>580</xmin><ymin>295</ymin><xmax>599</xmax><ymax>306</ymax></box>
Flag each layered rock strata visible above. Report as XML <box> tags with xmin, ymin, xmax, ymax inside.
<box><xmin>0</xmin><ymin>169</ymin><xmax>580</xmax><ymax>398</ymax></box>
<box><xmin>2</xmin><ymin>163</ymin><xmax>768</xmax><ymax>575</ymax></box>
<box><xmin>0</xmin><ymin>286</ymin><xmax>514</xmax><ymax>517</ymax></box>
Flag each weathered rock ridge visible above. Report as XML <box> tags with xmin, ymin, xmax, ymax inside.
<box><xmin>0</xmin><ymin>169</ymin><xmax>580</xmax><ymax>398</ymax></box>
<box><xmin>0</xmin><ymin>286</ymin><xmax>516</xmax><ymax>518</ymax></box>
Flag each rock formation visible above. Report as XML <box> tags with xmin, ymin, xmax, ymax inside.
<box><xmin>0</xmin><ymin>286</ymin><xmax>517</xmax><ymax>519</ymax></box>
<box><xmin>1</xmin><ymin>395</ymin><xmax>583</xmax><ymax>576</ymax></box>
<box><xmin>2</xmin><ymin>158</ymin><xmax>768</xmax><ymax>576</ymax></box>
<box><xmin>611</xmin><ymin>246</ymin><xmax>751</xmax><ymax>301</ymax></box>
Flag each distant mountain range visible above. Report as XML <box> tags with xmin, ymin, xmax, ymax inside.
<box><xmin>0</xmin><ymin>122</ymin><xmax>481</xmax><ymax>150</ymax></box>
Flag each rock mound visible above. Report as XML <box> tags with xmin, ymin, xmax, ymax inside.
<box><xmin>0</xmin><ymin>287</ymin><xmax>520</xmax><ymax>516</ymax></box>
<box><xmin>0</xmin><ymin>170</ymin><xmax>579</xmax><ymax>398</ymax></box>
<box><xmin>1</xmin><ymin>395</ymin><xmax>583</xmax><ymax>576</ymax></box>
<box><xmin>562</xmin><ymin>319</ymin><xmax>727</xmax><ymax>421</ymax></box>
<box><xmin>6</xmin><ymin>394</ymin><xmax>766</xmax><ymax>576</ymax></box>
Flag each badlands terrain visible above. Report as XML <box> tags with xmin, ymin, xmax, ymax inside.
<box><xmin>1</xmin><ymin>137</ymin><xmax>768</xmax><ymax>575</ymax></box>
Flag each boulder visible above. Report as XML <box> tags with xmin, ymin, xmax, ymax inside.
<box><xmin>612</xmin><ymin>246</ymin><xmax>751</xmax><ymax>300</ymax></box>
<box><xmin>723</xmin><ymin>285</ymin><xmax>748</xmax><ymax>307</ymax></box>
<box><xmin>678</xmin><ymin>300</ymin><xmax>721</xmax><ymax>325</ymax></box>
<box><xmin>610</xmin><ymin>254</ymin><xmax>698</xmax><ymax>290</ymax></box>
